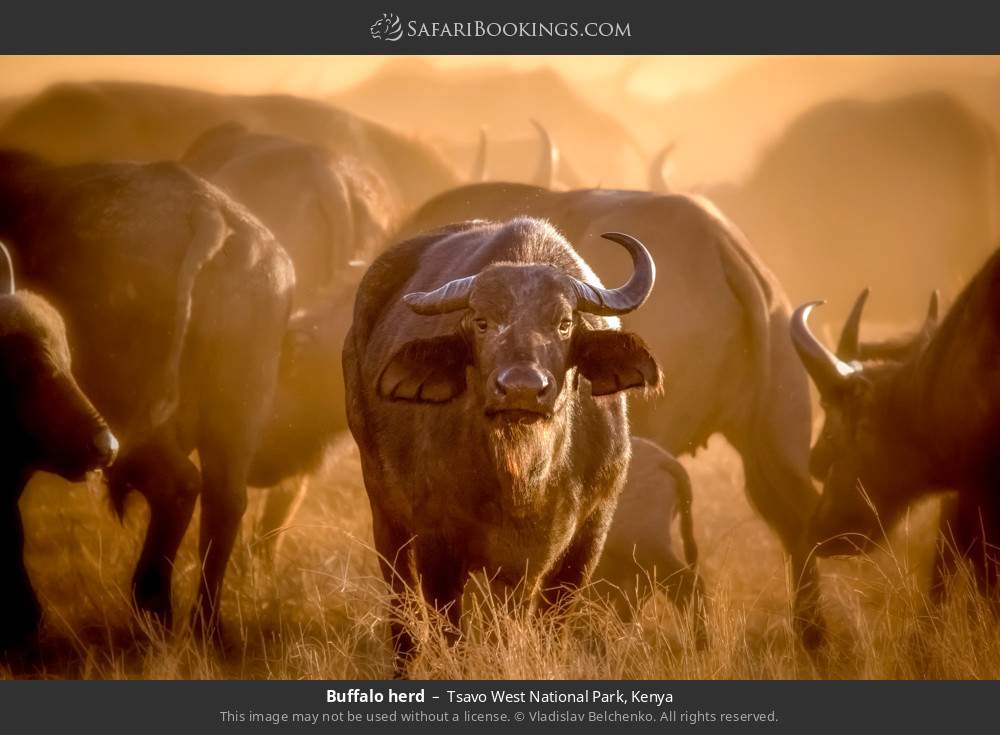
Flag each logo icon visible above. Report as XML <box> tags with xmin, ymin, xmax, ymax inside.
<box><xmin>370</xmin><ymin>12</ymin><xmax>403</xmax><ymax>41</ymax></box>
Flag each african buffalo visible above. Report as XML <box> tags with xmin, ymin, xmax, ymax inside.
<box><xmin>0</xmin><ymin>243</ymin><xmax>118</xmax><ymax>647</ymax></box>
<box><xmin>0</xmin><ymin>150</ymin><xmax>295</xmax><ymax>636</ymax></box>
<box><xmin>810</xmin><ymin>289</ymin><xmax>940</xmax><ymax>482</ymax></box>
<box><xmin>791</xmin><ymin>247</ymin><xmax>1000</xmax><ymax>595</ymax></box>
<box><xmin>592</xmin><ymin>437</ymin><xmax>702</xmax><ymax>628</ymax></box>
<box><xmin>182</xmin><ymin>122</ymin><xmax>393</xmax><ymax>309</ymax></box>
<box><xmin>0</xmin><ymin>81</ymin><xmax>461</xmax><ymax>215</ymax></box>
<box><xmin>182</xmin><ymin>125</ymin><xmax>566</xmax><ymax>558</ymax></box>
<box><xmin>800</xmin><ymin>288</ymin><xmax>964</xmax><ymax>603</ymax></box>
<box><xmin>344</xmin><ymin>218</ymin><xmax>660</xmax><ymax>672</ymax></box>
<box><xmin>185</xmin><ymin>122</ymin><xmax>571</xmax><ymax>558</ymax></box>
<box><xmin>247</xmin><ymin>286</ymin><xmax>355</xmax><ymax>555</ymax></box>
<box><xmin>400</xmin><ymin>183</ymin><xmax>823</xmax><ymax>647</ymax></box>
<box><xmin>180</xmin><ymin>122</ymin><xmax>400</xmax><ymax>556</ymax></box>
<box><xmin>712</xmin><ymin>92</ymin><xmax>1000</xmax><ymax>324</ymax></box>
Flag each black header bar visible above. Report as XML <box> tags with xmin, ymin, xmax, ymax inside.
<box><xmin>4</xmin><ymin>0</ymin><xmax>1000</xmax><ymax>53</ymax></box>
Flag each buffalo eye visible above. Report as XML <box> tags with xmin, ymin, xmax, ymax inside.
<box><xmin>558</xmin><ymin>318</ymin><xmax>573</xmax><ymax>336</ymax></box>
<box><xmin>474</xmin><ymin>318</ymin><xmax>489</xmax><ymax>334</ymax></box>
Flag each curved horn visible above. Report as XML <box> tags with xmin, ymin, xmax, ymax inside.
<box><xmin>791</xmin><ymin>301</ymin><xmax>860</xmax><ymax>397</ymax></box>
<box><xmin>648</xmin><ymin>142</ymin><xmax>676</xmax><ymax>193</ymax></box>
<box><xmin>0</xmin><ymin>241</ymin><xmax>14</xmax><ymax>295</ymax></box>
<box><xmin>571</xmin><ymin>232</ymin><xmax>656</xmax><ymax>316</ymax></box>
<box><xmin>836</xmin><ymin>287</ymin><xmax>870</xmax><ymax>359</ymax></box>
<box><xmin>530</xmin><ymin>119</ymin><xmax>558</xmax><ymax>189</ymax></box>
<box><xmin>402</xmin><ymin>275</ymin><xmax>477</xmax><ymax>316</ymax></box>
<box><xmin>469</xmin><ymin>127</ymin><xmax>488</xmax><ymax>182</ymax></box>
<box><xmin>923</xmin><ymin>290</ymin><xmax>940</xmax><ymax>334</ymax></box>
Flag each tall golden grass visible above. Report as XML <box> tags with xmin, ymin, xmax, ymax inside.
<box><xmin>4</xmin><ymin>435</ymin><xmax>999</xmax><ymax>680</ymax></box>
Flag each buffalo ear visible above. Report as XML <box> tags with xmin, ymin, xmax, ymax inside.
<box><xmin>378</xmin><ymin>333</ymin><xmax>471</xmax><ymax>403</ymax></box>
<box><xmin>572</xmin><ymin>329</ymin><xmax>661</xmax><ymax>397</ymax></box>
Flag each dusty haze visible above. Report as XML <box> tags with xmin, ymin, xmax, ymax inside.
<box><xmin>3</xmin><ymin>54</ymin><xmax>1000</xmax><ymax>680</ymax></box>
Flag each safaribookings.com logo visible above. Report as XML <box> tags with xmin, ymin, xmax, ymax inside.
<box><xmin>369</xmin><ymin>13</ymin><xmax>631</xmax><ymax>42</ymax></box>
<box><xmin>370</xmin><ymin>13</ymin><xmax>404</xmax><ymax>41</ymax></box>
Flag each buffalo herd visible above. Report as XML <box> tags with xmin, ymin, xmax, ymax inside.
<box><xmin>0</xmin><ymin>80</ymin><xmax>998</xmax><ymax>674</ymax></box>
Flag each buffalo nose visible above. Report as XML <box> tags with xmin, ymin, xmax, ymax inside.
<box><xmin>93</xmin><ymin>428</ymin><xmax>119</xmax><ymax>467</ymax></box>
<box><xmin>495</xmin><ymin>365</ymin><xmax>552</xmax><ymax>400</ymax></box>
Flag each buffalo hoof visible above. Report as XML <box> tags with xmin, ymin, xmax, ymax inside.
<box><xmin>0</xmin><ymin>624</ymin><xmax>39</xmax><ymax>655</ymax></box>
<box><xmin>132</xmin><ymin>581</ymin><xmax>174</xmax><ymax>631</ymax></box>
<box><xmin>795</xmin><ymin>613</ymin><xmax>826</xmax><ymax>651</ymax></box>
<box><xmin>0</xmin><ymin>593</ymin><xmax>42</xmax><ymax>652</ymax></box>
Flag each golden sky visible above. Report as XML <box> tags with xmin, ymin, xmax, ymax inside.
<box><xmin>0</xmin><ymin>55</ymin><xmax>749</xmax><ymax>100</ymax></box>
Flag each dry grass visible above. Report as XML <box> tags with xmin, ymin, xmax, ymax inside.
<box><xmin>4</xmin><ymin>435</ymin><xmax>1000</xmax><ymax>680</ymax></box>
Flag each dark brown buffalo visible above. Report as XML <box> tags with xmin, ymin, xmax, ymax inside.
<box><xmin>344</xmin><ymin>218</ymin><xmax>660</xmax><ymax>672</ymax></box>
<box><xmin>184</xmin><ymin>129</ymin><xmax>558</xmax><ymax>559</ymax></box>
<box><xmin>0</xmin><ymin>150</ymin><xmax>295</xmax><ymax>636</ymax></box>
<box><xmin>0</xmin><ymin>82</ymin><xmax>471</xmax><ymax>562</ymax></box>
<box><xmin>182</xmin><ymin>121</ymin><xmax>570</xmax><ymax>558</ymax></box>
<box><xmin>801</xmin><ymin>288</ymin><xmax>964</xmax><ymax>604</ymax></box>
<box><xmin>592</xmin><ymin>437</ymin><xmax>702</xmax><ymax>629</ymax></box>
<box><xmin>0</xmin><ymin>243</ymin><xmax>118</xmax><ymax>647</ymax></box>
<box><xmin>810</xmin><ymin>289</ymin><xmax>940</xmax><ymax>481</ymax></box>
<box><xmin>400</xmin><ymin>183</ymin><xmax>823</xmax><ymax>647</ymax></box>
<box><xmin>179</xmin><ymin>121</ymin><xmax>402</xmax><ymax>557</ymax></box>
<box><xmin>791</xmin><ymin>247</ymin><xmax>1000</xmax><ymax>595</ymax></box>
<box><xmin>182</xmin><ymin>122</ymin><xmax>394</xmax><ymax>309</ymax></box>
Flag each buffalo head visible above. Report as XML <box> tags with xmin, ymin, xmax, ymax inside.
<box><xmin>792</xmin><ymin>298</ymin><xmax>934</xmax><ymax>556</ymax></box>
<box><xmin>378</xmin><ymin>232</ymin><xmax>660</xmax><ymax>427</ymax></box>
<box><xmin>809</xmin><ymin>289</ymin><xmax>940</xmax><ymax>484</ymax></box>
<box><xmin>0</xmin><ymin>242</ymin><xmax>117</xmax><ymax>480</ymax></box>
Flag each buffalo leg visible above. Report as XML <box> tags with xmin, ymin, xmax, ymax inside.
<box><xmin>416</xmin><ymin>537</ymin><xmax>466</xmax><ymax>646</ymax></box>
<box><xmin>727</xmin><ymin>302</ymin><xmax>824</xmax><ymax>647</ymax></box>
<box><xmin>742</xmin><ymin>448</ymin><xmax>823</xmax><ymax>648</ymax></box>
<box><xmin>726</xmin><ymin>423</ymin><xmax>822</xmax><ymax>649</ymax></box>
<box><xmin>539</xmin><ymin>509</ymin><xmax>613</xmax><ymax>616</ymax></box>
<box><xmin>974</xmin><ymin>493</ymin><xmax>1000</xmax><ymax>597</ymax></box>
<box><xmin>190</xmin><ymin>283</ymin><xmax>285</xmax><ymax>639</ymax></box>
<box><xmin>132</xmin><ymin>457</ymin><xmax>200</xmax><ymax>627</ymax></box>
<box><xmin>371</xmin><ymin>507</ymin><xmax>418</xmax><ymax>676</ymax></box>
<box><xmin>941</xmin><ymin>489</ymin><xmax>1000</xmax><ymax>599</ymax></box>
<box><xmin>194</xmin><ymin>435</ymin><xmax>250</xmax><ymax>639</ymax></box>
<box><xmin>0</xmin><ymin>481</ymin><xmax>40</xmax><ymax>648</ymax></box>
<box><xmin>658</xmin><ymin>560</ymin><xmax>708</xmax><ymax>648</ymax></box>
<box><xmin>255</xmin><ymin>474</ymin><xmax>310</xmax><ymax>562</ymax></box>
<box><xmin>115</xmin><ymin>438</ymin><xmax>201</xmax><ymax>627</ymax></box>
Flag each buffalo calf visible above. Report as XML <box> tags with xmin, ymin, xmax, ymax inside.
<box><xmin>592</xmin><ymin>437</ymin><xmax>702</xmax><ymax>628</ymax></box>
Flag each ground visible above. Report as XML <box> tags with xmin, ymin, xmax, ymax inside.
<box><xmin>5</xmin><ymin>434</ymin><xmax>998</xmax><ymax>680</ymax></box>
